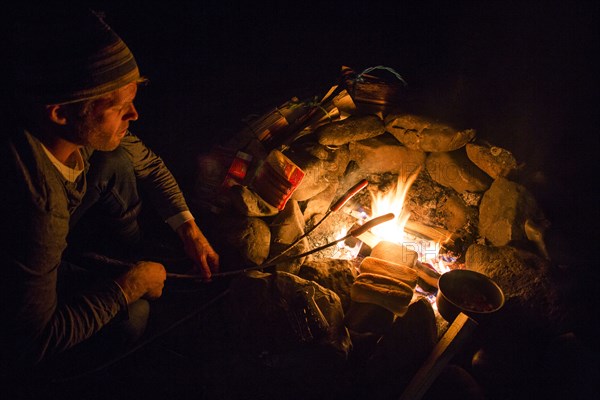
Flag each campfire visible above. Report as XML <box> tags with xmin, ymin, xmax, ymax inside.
<box><xmin>190</xmin><ymin>65</ymin><xmax>572</xmax><ymax>398</ymax></box>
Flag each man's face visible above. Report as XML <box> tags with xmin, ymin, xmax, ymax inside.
<box><xmin>73</xmin><ymin>82</ymin><xmax>139</xmax><ymax>151</ymax></box>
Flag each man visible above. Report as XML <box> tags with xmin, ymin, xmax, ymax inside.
<box><xmin>0</xmin><ymin>8</ymin><xmax>219</xmax><ymax>379</ymax></box>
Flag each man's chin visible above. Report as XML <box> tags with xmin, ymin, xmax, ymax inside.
<box><xmin>92</xmin><ymin>140</ymin><xmax>121</xmax><ymax>152</ymax></box>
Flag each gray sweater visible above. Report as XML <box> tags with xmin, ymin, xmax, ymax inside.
<box><xmin>0</xmin><ymin>128</ymin><xmax>189</xmax><ymax>370</ymax></box>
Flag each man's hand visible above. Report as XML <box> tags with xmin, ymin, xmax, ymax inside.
<box><xmin>115</xmin><ymin>261</ymin><xmax>167</xmax><ymax>304</ymax></box>
<box><xmin>176</xmin><ymin>219</ymin><xmax>220</xmax><ymax>280</ymax></box>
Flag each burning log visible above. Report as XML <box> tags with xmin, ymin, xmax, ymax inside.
<box><xmin>404</xmin><ymin>219</ymin><xmax>456</xmax><ymax>245</ymax></box>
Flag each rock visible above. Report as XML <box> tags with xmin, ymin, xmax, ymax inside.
<box><xmin>344</xmin><ymin>301</ymin><xmax>395</xmax><ymax>335</ymax></box>
<box><xmin>466</xmin><ymin>143</ymin><xmax>518</xmax><ymax>179</ymax></box>
<box><xmin>307</xmin><ymin>142</ymin><xmax>335</xmax><ymax>160</ymax></box>
<box><xmin>464</xmin><ymin>243</ymin><xmax>577</xmax><ymax>398</ymax></box>
<box><xmin>478</xmin><ymin>177</ymin><xmax>547</xmax><ymax>247</ymax></box>
<box><xmin>438</xmin><ymin>192</ymin><xmax>472</xmax><ymax>232</ymax></box>
<box><xmin>426</xmin><ymin>149</ymin><xmax>492</xmax><ymax>193</ymax></box>
<box><xmin>426</xmin><ymin>365</ymin><xmax>486</xmax><ymax>400</ymax></box>
<box><xmin>288</xmin><ymin>143</ymin><xmax>350</xmax><ymax>201</ymax></box>
<box><xmin>302</xmin><ymin>180</ymin><xmax>340</xmax><ymax>223</ymax></box>
<box><xmin>269</xmin><ymin>199</ymin><xmax>308</xmax><ymax>274</ymax></box>
<box><xmin>297</xmin><ymin>258</ymin><xmax>357</xmax><ymax>311</ymax></box>
<box><xmin>366</xmin><ymin>298</ymin><xmax>438</xmax><ymax>398</ymax></box>
<box><xmin>349</xmin><ymin>133</ymin><xmax>425</xmax><ymax>175</ymax></box>
<box><xmin>385</xmin><ymin>113</ymin><xmax>476</xmax><ymax>152</ymax></box>
<box><xmin>465</xmin><ymin>243</ymin><xmax>571</xmax><ymax>336</ymax></box>
<box><xmin>222</xmin><ymin>215</ymin><xmax>271</xmax><ymax>265</ymax></box>
<box><xmin>316</xmin><ymin>114</ymin><xmax>385</xmax><ymax>146</ymax></box>
<box><xmin>228</xmin><ymin>184</ymin><xmax>280</xmax><ymax>217</ymax></box>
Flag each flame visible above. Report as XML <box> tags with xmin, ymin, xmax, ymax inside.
<box><xmin>369</xmin><ymin>169</ymin><xmax>420</xmax><ymax>243</ymax></box>
<box><xmin>366</xmin><ymin>167</ymin><xmax>450</xmax><ymax>274</ymax></box>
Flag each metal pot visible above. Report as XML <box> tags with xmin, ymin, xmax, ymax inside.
<box><xmin>436</xmin><ymin>269</ymin><xmax>505</xmax><ymax>323</ymax></box>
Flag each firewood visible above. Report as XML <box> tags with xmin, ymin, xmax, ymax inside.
<box><xmin>404</xmin><ymin>220</ymin><xmax>455</xmax><ymax>244</ymax></box>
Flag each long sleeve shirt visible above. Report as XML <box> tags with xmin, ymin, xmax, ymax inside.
<box><xmin>110</xmin><ymin>132</ymin><xmax>192</xmax><ymax>227</ymax></box>
<box><xmin>0</xmin><ymin>128</ymin><xmax>190</xmax><ymax>371</ymax></box>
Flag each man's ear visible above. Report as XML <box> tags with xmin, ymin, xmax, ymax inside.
<box><xmin>45</xmin><ymin>104</ymin><xmax>69</xmax><ymax>125</ymax></box>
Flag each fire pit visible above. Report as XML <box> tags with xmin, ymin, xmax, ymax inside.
<box><xmin>189</xmin><ymin>65</ymin><xmax>576</xmax><ymax>399</ymax></box>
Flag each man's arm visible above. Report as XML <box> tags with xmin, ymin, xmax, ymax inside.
<box><xmin>1</xmin><ymin>131</ymin><xmax>166</xmax><ymax>369</ymax></box>
<box><xmin>118</xmin><ymin>132</ymin><xmax>220</xmax><ymax>277</ymax></box>
<box><xmin>175</xmin><ymin>219</ymin><xmax>220</xmax><ymax>279</ymax></box>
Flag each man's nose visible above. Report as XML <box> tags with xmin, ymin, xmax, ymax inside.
<box><xmin>125</xmin><ymin>104</ymin><xmax>139</xmax><ymax>121</ymax></box>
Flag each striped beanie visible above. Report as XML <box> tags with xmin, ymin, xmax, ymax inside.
<box><xmin>9</xmin><ymin>8</ymin><xmax>143</xmax><ymax>105</ymax></box>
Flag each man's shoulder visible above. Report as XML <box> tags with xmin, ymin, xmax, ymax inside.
<box><xmin>1</xmin><ymin>128</ymin><xmax>68</xmax><ymax>211</ymax></box>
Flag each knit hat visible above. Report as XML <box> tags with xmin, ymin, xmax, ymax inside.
<box><xmin>9</xmin><ymin>8</ymin><xmax>143</xmax><ymax>105</ymax></box>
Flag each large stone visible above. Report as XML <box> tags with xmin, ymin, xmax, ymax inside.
<box><xmin>288</xmin><ymin>144</ymin><xmax>350</xmax><ymax>201</ymax></box>
<box><xmin>466</xmin><ymin>143</ymin><xmax>518</xmax><ymax>179</ymax></box>
<box><xmin>438</xmin><ymin>192</ymin><xmax>472</xmax><ymax>232</ymax></box>
<box><xmin>385</xmin><ymin>113</ymin><xmax>476</xmax><ymax>152</ymax></box>
<box><xmin>302</xmin><ymin>180</ymin><xmax>340</xmax><ymax>223</ymax></box>
<box><xmin>344</xmin><ymin>301</ymin><xmax>394</xmax><ymax>335</ymax></box>
<box><xmin>426</xmin><ymin>149</ymin><xmax>492</xmax><ymax>193</ymax></box>
<box><xmin>222</xmin><ymin>216</ymin><xmax>271</xmax><ymax>265</ymax></box>
<box><xmin>366</xmin><ymin>298</ymin><xmax>438</xmax><ymax>398</ymax></box>
<box><xmin>297</xmin><ymin>258</ymin><xmax>357</xmax><ymax>311</ymax></box>
<box><xmin>349</xmin><ymin>133</ymin><xmax>425</xmax><ymax>175</ymax></box>
<box><xmin>465</xmin><ymin>244</ymin><xmax>571</xmax><ymax>337</ymax></box>
<box><xmin>316</xmin><ymin>114</ymin><xmax>385</xmax><ymax>146</ymax></box>
<box><xmin>479</xmin><ymin>177</ymin><xmax>547</xmax><ymax>247</ymax></box>
<box><xmin>268</xmin><ymin>199</ymin><xmax>309</xmax><ymax>274</ymax></box>
<box><xmin>228</xmin><ymin>184</ymin><xmax>280</xmax><ymax>217</ymax></box>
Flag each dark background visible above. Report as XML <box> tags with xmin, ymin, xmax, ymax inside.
<box><xmin>15</xmin><ymin>1</ymin><xmax>600</xmax><ymax>261</ymax></box>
